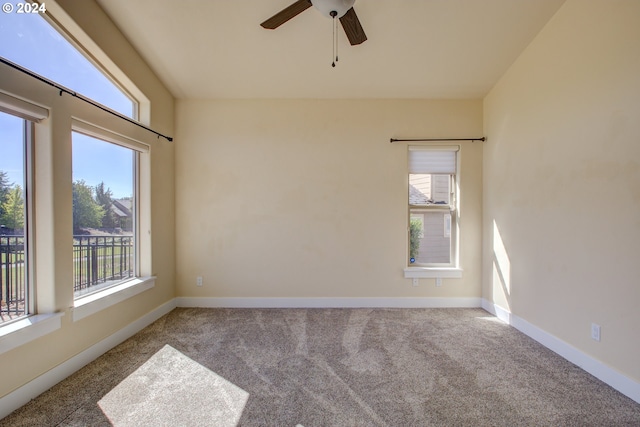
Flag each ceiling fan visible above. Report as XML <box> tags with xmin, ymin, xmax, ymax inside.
<box><xmin>261</xmin><ymin>0</ymin><xmax>367</xmax><ymax>46</ymax></box>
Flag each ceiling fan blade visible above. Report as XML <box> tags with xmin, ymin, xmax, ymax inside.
<box><xmin>339</xmin><ymin>7</ymin><xmax>367</xmax><ymax>45</ymax></box>
<box><xmin>260</xmin><ymin>0</ymin><xmax>312</xmax><ymax>29</ymax></box>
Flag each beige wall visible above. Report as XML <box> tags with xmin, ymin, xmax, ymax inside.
<box><xmin>483</xmin><ymin>0</ymin><xmax>640</xmax><ymax>382</ymax></box>
<box><xmin>175</xmin><ymin>99</ymin><xmax>483</xmax><ymax>300</ymax></box>
<box><xmin>0</xmin><ymin>0</ymin><xmax>175</xmax><ymax>399</ymax></box>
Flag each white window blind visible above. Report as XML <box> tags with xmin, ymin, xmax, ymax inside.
<box><xmin>408</xmin><ymin>146</ymin><xmax>458</xmax><ymax>174</ymax></box>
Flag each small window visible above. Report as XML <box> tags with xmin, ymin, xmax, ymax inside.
<box><xmin>72</xmin><ymin>132</ymin><xmax>136</xmax><ymax>298</ymax></box>
<box><xmin>0</xmin><ymin>112</ymin><xmax>31</xmax><ymax>323</ymax></box>
<box><xmin>408</xmin><ymin>147</ymin><xmax>458</xmax><ymax>267</ymax></box>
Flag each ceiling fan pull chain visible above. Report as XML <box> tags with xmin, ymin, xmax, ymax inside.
<box><xmin>335</xmin><ymin>14</ymin><xmax>339</xmax><ymax>65</ymax></box>
<box><xmin>331</xmin><ymin>10</ymin><xmax>338</xmax><ymax>67</ymax></box>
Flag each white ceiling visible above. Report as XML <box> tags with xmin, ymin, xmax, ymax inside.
<box><xmin>96</xmin><ymin>0</ymin><xmax>565</xmax><ymax>99</ymax></box>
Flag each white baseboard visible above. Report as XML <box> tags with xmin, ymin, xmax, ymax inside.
<box><xmin>0</xmin><ymin>299</ymin><xmax>176</xmax><ymax>420</ymax></box>
<box><xmin>176</xmin><ymin>296</ymin><xmax>483</xmax><ymax>309</ymax></box>
<box><xmin>481</xmin><ymin>299</ymin><xmax>639</xmax><ymax>404</ymax></box>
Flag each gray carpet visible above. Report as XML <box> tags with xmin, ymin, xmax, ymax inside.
<box><xmin>1</xmin><ymin>308</ymin><xmax>639</xmax><ymax>426</ymax></box>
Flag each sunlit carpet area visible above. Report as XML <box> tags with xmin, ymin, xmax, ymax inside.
<box><xmin>1</xmin><ymin>308</ymin><xmax>639</xmax><ymax>426</ymax></box>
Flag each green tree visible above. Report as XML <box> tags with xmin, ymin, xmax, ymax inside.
<box><xmin>1</xmin><ymin>185</ymin><xmax>25</xmax><ymax>230</ymax></box>
<box><xmin>0</xmin><ymin>170</ymin><xmax>11</xmax><ymax>222</ymax></box>
<box><xmin>72</xmin><ymin>180</ymin><xmax>104</xmax><ymax>231</ymax></box>
<box><xmin>409</xmin><ymin>218</ymin><xmax>423</xmax><ymax>260</ymax></box>
<box><xmin>95</xmin><ymin>181</ymin><xmax>116</xmax><ymax>228</ymax></box>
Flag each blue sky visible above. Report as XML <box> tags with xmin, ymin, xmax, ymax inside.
<box><xmin>0</xmin><ymin>12</ymin><xmax>135</xmax><ymax>198</ymax></box>
<box><xmin>0</xmin><ymin>113</ymin><xmax>24</xmax><ymax>187</ymax></box>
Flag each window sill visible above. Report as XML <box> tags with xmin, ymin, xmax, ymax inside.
<box><xmin>73</xmin><ymin>276</ymin><xmax>156</xmax><ymax>322</ymax></box>
<box><xmin>0</xmin><ymin>312</ymin><xmax>65</xmax><ymax>355</ymax></box>
<box><xmin>404</xmin><ymin>267</ymin><xmax>463</xmax><ymax>279</ymax></box>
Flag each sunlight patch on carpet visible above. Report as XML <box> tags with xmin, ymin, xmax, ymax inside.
<box><xmin>98</xmin><ymin>345</ymin><xmax>248</xmax><ymax>426</ymax></box>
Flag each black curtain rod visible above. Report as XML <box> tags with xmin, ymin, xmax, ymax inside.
<box><xmin>0</xmin><ymin>56</ymin><xmax>173</xmax><ymax>142</ymax></box>
<box><xmin>390</xmin><ymin>137</ymin><xmax>485</xmax><ymax>143</ymax></box>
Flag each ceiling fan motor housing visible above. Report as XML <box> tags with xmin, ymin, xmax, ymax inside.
<box><xmin>312</xmin><ymin>0</ymin><xmax>356</xmax><ymax>18</ymax></box>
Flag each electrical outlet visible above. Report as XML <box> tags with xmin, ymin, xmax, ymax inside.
<box><xmin>435</xmin><ymin>278</ymin><xmax>442</xmax><ymax>287</ymax></box>
<box><xmin>412</xmin><ymin>278</ymin><xmax>419</xmax><ymax>287</ymax></box>
<box><xmin>196</xmin><ymin>276</ymin><xmax>203</xmax><ymax>287</ymax></box>
<box><xmin>591</xmin><ymin>323</ymin><xmax>601</xmax><ymax>342</ymax></box>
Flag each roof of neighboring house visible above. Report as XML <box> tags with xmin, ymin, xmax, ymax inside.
<box><xmin>409</xmin><ymin>185</ymin><xmax>431</xmax><ymax>205</ymax></box>
<box><xmin>111</xmin><ymin>199</ymin><xmax>132</xmax><ymax>218</ymax></box>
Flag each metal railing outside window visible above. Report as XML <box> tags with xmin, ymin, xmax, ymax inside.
<box><xmin>1</xmin><ymin>234</ymin><xmax>134</xmax><ymax>322</ymax></box>
<box><xmin>73</xmin><ymin>235</ymin><xmax>134</xmax><ymax>294</ymax></box>
<box><xmin>0</xmin><ymin>234</ymin><xmax>26</xmax><ymax>321</ymax></box>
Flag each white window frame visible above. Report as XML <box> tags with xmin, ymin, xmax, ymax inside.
<box><xmin>70</xmin><ymin>120</ymin><xmax>142</xmax><ymax>287</ymax></box>
<box><xmin>71</xmin><ymin>120</ymin><xmax>154</xmax><ymax>321</ymax></box>
<box><xmin>0</xmin><ymin>94</ymin><xmax>65</xmax><ymax>354</ymax></box>
<box><xmin>0</xmin><ymin>96</ymin><xmax>45</xmax><ymax>322</ymax></box>
<box><xmin>404</xmin><ymin>146</ymin><xmax>463</xmax><ymax>279</ymax></box>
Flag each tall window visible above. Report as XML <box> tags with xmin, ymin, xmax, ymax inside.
<box><xmin>72</xmin><ymin>130</ymin><xmax>137</xmax><ymax>298</ymax></box>
<box><xmin>408</xmin><ymin>146</ymin><xmax>459</xmax><ymax>266</ymax></box>
<box><xmin>0</xmin><ymin>112</ymin><xmax>30</xmax><ymax>323</ymax></box>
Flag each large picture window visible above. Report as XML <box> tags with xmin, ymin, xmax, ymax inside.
<box><xmin>408</xmin><ymin>146</ymin><xmax>459</xmax><ymax>267</ymax></box>
<box><xmin>1</xmin><ymin>9</ymin><xmax>149</xmax><ymax>310</ymax></box>
<box><xmin>72</xmin><ymin>130</ymin><xmax>138</xmax><ymax>298</ymax></box>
